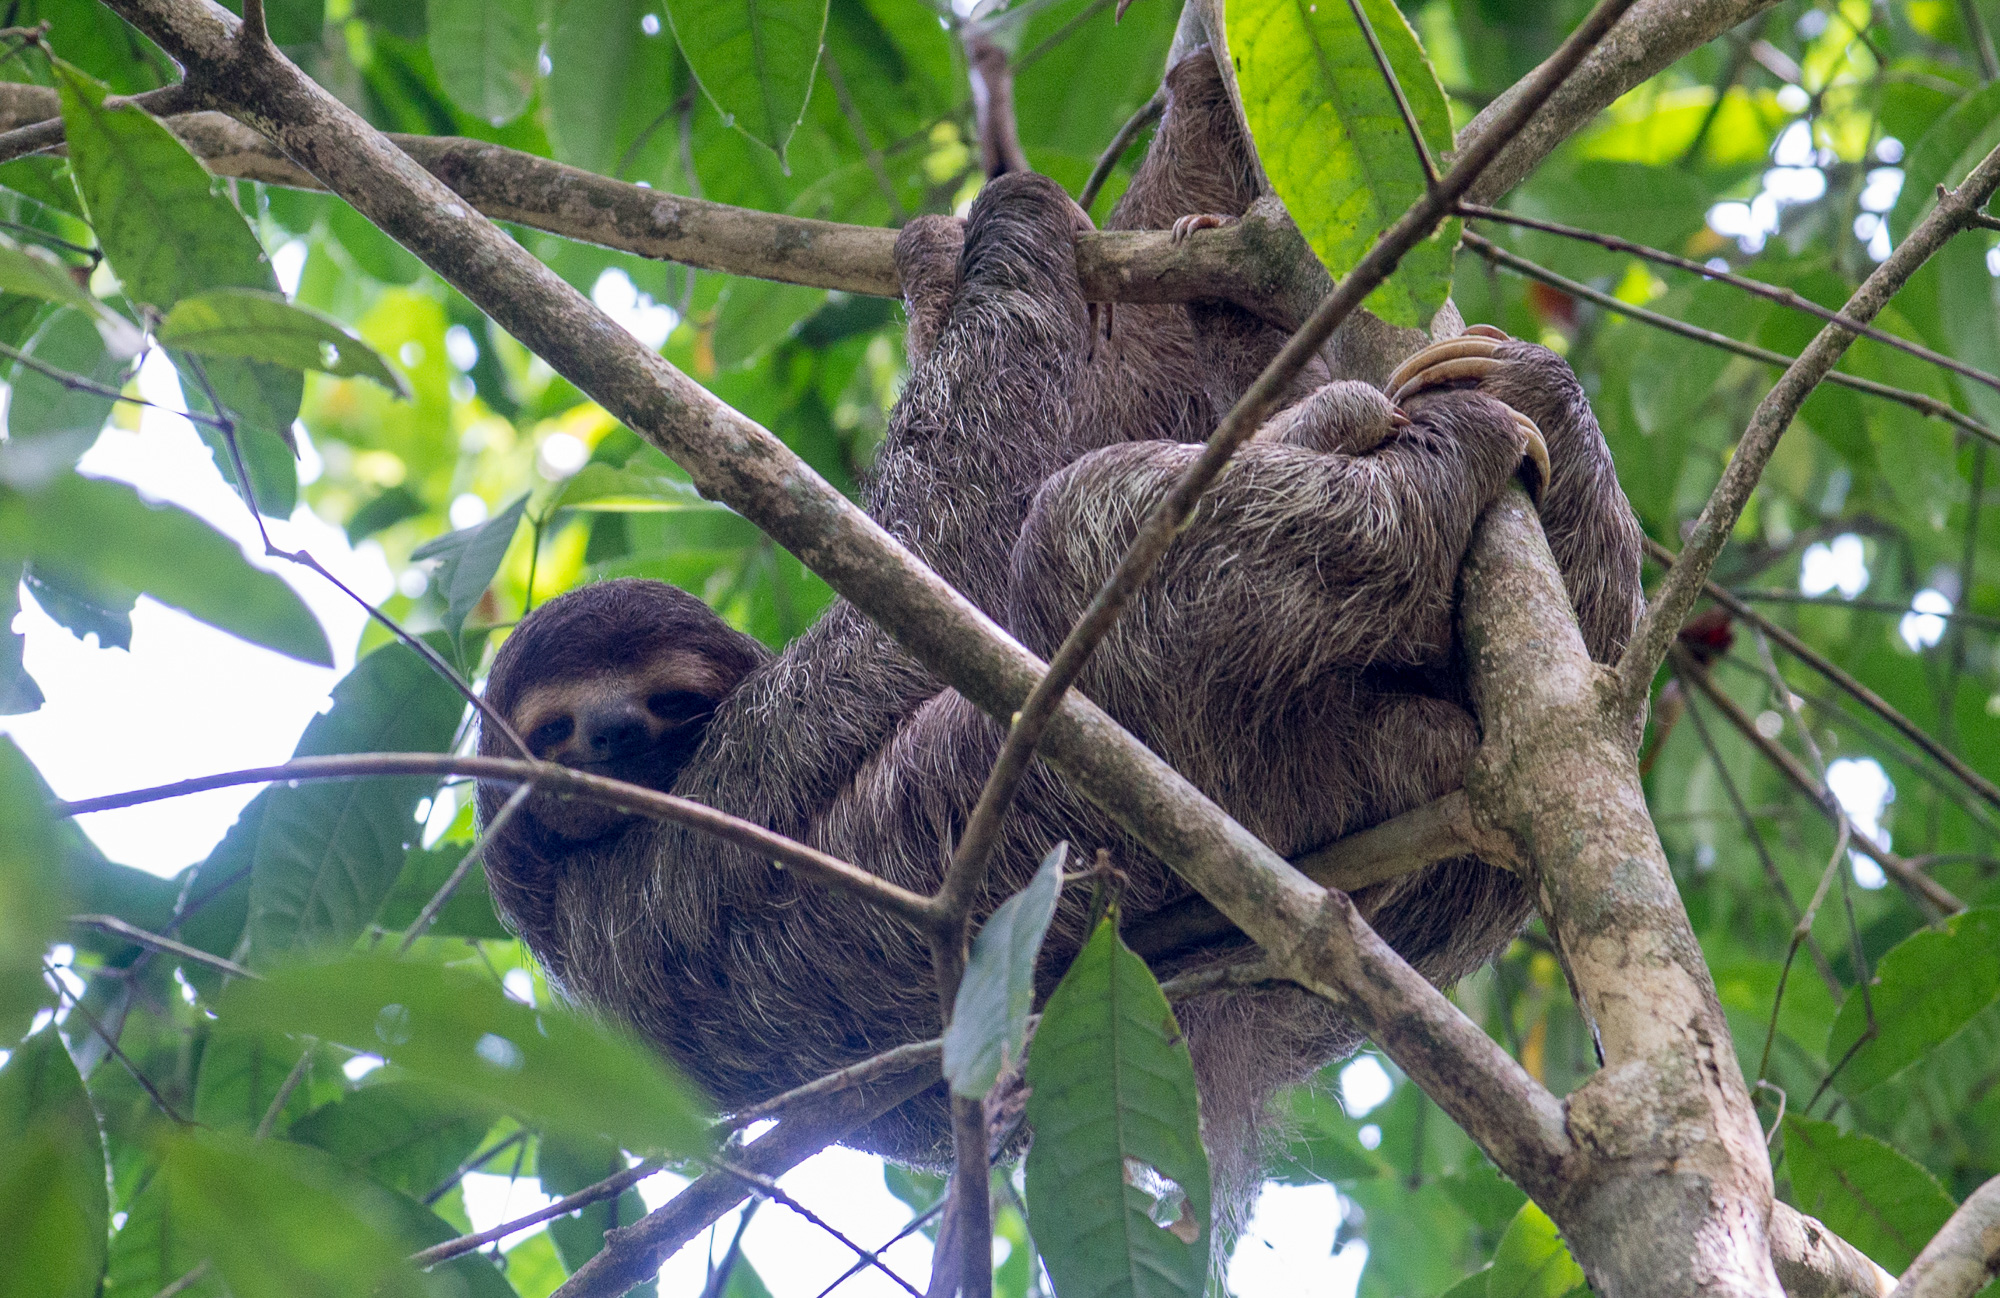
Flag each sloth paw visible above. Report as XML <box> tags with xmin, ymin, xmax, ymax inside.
<box><xmin>1385</xmin><ymin>328</ymin><xmax>1550</xmax><ymax>503</ymax></box>
<box><xmin>1171</xmin><ymin>213</ymin><xmax>1236</xmax><ymax>243</ymax></box>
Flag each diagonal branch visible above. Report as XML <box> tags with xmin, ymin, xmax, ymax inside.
<box><xmin>1617</xmin><ymin>140</ymin><xmax>2000</xmax><ymax>716</ymax></box>
<box><xmin>1888</xmin><ymin>1173</ymin><xmax>2000</xmax><ymax>1298</ymax></box>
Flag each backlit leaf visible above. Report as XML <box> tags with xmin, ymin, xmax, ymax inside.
<box><xmin>411</xmin><ymin>492</ymin><xmax>529</xmax><ymax>645</ymax></box>
<box><xmin>663</xmin><ymin>0</ymin><xmax>828</xmax><ymax>161</ymax></box>
<box><xmin>1826</xmin><ymin>907</ymin><xmax>2000</xmax><ymax>1094</ymax></box>
<box><xmin>0</xmin><ymin>1029</ymin><xmax>106</xmax><ymax>1298</ymax></box>
<box><xmin>158</xmin><ymin>289</ymin><xmax>409</xmax><ymax>396</ymax></box>
<box><xmin>1782</xmin><ymin>1116</ymin><xmax>1956</xmax><ymax>1273</ymax></box>
<box><xmin>944</xmin><ymin>842</ymin><xmax>1065</xmax><ymax>1099</ymax></box>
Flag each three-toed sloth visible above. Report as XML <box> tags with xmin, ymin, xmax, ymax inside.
<box><xmin>476</xmin><ymin>49</ymin><xmax>1643</xmax><ymax>1222</ymax></box>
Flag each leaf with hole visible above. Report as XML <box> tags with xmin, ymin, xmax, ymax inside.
<box><xmin>1226</xmin><ymin>0</ymin><xmax>1457</xmax><ymax>328</ymax></box>
<box><xmin>158</xmin><ymin>288</ymin><xmax>410</xmax><ymax>396</ymax></box>
<box><xmin>1025</xmin><ymin>914</ymin><xmax>1209</xmax><ymax>1298</ymax></box>
<box><xmin>944</xmin><ymin>842</ymin><xmax>1065</xmax><ymax>1099</ymax></box>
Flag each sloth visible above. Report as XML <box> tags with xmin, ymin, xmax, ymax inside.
<box><xmin>476</xmin><ymin>51</ymin><xmax>1643</xmax><ymax>1225</ymax></box>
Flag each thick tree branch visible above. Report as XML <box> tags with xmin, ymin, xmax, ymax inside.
<box><xmin>1460</xmin><ymin>489</ymin><xmax>1781</xmax><ymax>1298</ymax></box>
<box><xmin>1618</xmin><ymin>141</ymin><xmax>2000</xmax><ymax>716</ymax></box>
<box><xmin>1769</xmin><ymin>1203</ymin><xmax>1896</xmax><ymax>1298</ymax></box>
<box><xmin>1888</xmin><ymin>1174</ymin><xmax>2000</xmax><ymax>1298</ymax></box>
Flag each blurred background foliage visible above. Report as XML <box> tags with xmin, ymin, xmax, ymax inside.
<box><xmin>2</xmin><ymin>0</ymin><xmax>2000</xmax><ymax>1296</ymax></box>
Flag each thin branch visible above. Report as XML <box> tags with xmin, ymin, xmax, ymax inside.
<box><xmin>1671</xmin><ymin>648</ymin><xmax>1964</xmax><ymax>916</ymax></box>
<box><xmin>699</xmin><ymin>1200</ymin><xmax>761</xmax><ymax>1298</ymax></box>
<box><xmin>1889</xmin><ymin>1172</ymin><xmax>2000</xmax><ymax>1298</ymax></box>
<box><xmin>1077</xmin><ymin>88</ymin><xmax>1162</xmax><ymax>213</ymax></box>
<box><xmin>1460</xmin><ymin>202</ymin><xmax>2000</xmax><ymax>399</ymax></box>
<box><xmin>1961</xmin><ymin>0</ymin><xmax>2000</xmax><ymax>81</ymax></box>
<box><xmin>68</xmin><ymin>913</ymin><xmax>258</xmax><ymax>980</ymax></box>
<box><xmin>54</xmin><ymin>753</ymin><xmax>938</xmax><ymax>928</ymax></box>
<box><xmin>396</xmin><ymin>782</ymin><xmax>529</xmax><ymax>954</ymax></box>
<box><xmin>410</xmin><ymin>1157</ymin><xmax>668</xmax><ymax>1267</ymax></box>
<box><xmin>1014</xmin><ymin>0</ymin><xmax>1114</xmax><ymax>71</ymax></box>
<box><xmin>1645</xmin><ymin>536</ymin><xmax>2000</xmax><ymax>817</ymax></box>
<box><xmin>719</xmin><ymin>1038</ymin><xmax>945</xmax><ymax>1132</ymax></box>
<box><xmin>0</xmin><ymin>82</ymin><xmax>193</xmax><ymax>167</ymax></box>
<box><xmin>709</xmin><ymin>1158</ymin><xmax>925</xmax><ymax>1298</ymax></box>
<box><xmin>1460</xmin><ymin>230</ymin><xmax>1999</xmax><ymax>446</ymax></box>
<box><xmin>0</xmin><ymin>340</ymin><xmax>230</xmax><ymax>428</ymax></box>
<box><xmin>148</xmin><ymin>1262</ymin><xmax>213</xmax><ymax>1298</ymax></box>
<box><xmin>1618</xmin><ymin>138</ymin><xmax>2000</xmax><ymax>715</ymax></box>
<box><xmin>46</xmin><ymin>962</ymin><xmax>188</xmax><ymax>1125</ymax></box>
<box><xmin>254</xmin><ymin>1046</ymin><xmax>312</xmax><ymax>1139</ymax></box>
<box><xmin>1725</xmin><ymin>588</ymin><xmax>2000</xmax><ymax>632</ymax></box>
<box><xmin>1344</xmin><ymin>0</ymin><xmax>1440</xmax><ymax>185</ymax></box>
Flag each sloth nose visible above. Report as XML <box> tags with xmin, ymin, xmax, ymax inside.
<box><xmin>579</xmin><ymin>704</ymin><xmax>651</xmax><ymax>762</ymax></box>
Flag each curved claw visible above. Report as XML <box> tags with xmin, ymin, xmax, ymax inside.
<box><xmin>1386</xmin><ymin>337</ymin><xmax>1506</xmax><ymax>398</ymax></box>
<box><xmin>1391</xmin><ymin>353</ymin><xmax>1508</xmax><ymax>405</ymax></box>
<box><xmin>1513</xmin><ymin>410</ymin><xmax>1550</xmax><ymax>505</ymax></box>
<box><xmin>1171</xmin><ymin>213</ymin><xmax>1235</xmax><ymax>244</ymax></box>
<box><xmin>1462</xmin><ymin>323</ymin><xmax>1511</xmax><ymax>341</ymax></box>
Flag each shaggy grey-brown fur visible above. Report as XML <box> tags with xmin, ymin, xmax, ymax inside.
<box><xmin>477</xmin><ymin>49</ymin><xmax>1643</xmax><ymax>1237</ymax></box>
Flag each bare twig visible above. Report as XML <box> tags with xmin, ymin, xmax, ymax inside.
<box><xmin>1619</xmin><ymin>139</ymin><xmax>2000</xmax><ymax>716</ymax></box>
<box><xmin>254</xmin><ymin>1047</ymin><xmax>312</xmax><ymax>1139</ymax></box>
<box><xmin>0</xmin><ymin>82</ymin><xmax>194</xmax><ymax>167</ymax></box>
<box><xmin>148</xmin><ymin>1262</ymin><xmax>213</xmax><ymax>1298</ymax></box>
<box><xmin>46</xmin><ymin>962</ymin><xmax>188</xmax><ymax>1125</ymax></box>
<box><xmin>410</xmin><ymin>1157</ymin><xmax>668</xmax><ymax>1267</ymax></box>
<box><xmin>720</xmin><ymin>1038</ymin><xmax>945</xmax><ymax>1132</ymax></box>
<box><xmin>1460</xmin><ymin>231</ymin><xmax>1999</xmax><ymax>446</ymax></box>
<box><xmin>55</xmin><ymin>753</ymin><xmax>938</xmax><ymax>927</ymax></box>
<box><xmin>710</xmin><ymin>1158</ymin><xmax>925</xmax><ymax>1298</ymax></box>
<box><xmin>1460</xmin><ymin>203</ymin><xmax>2000</xmax><ymax>399</ymax></box>
<box><xmin>396</xmin><ymin>782</ymin><xmax>529</xmax><ymax>954</ymax></box>
<box><xmin>69</xmin><ymin>913</ymin><xmax>258</xmax><ymax>980</ymax></box>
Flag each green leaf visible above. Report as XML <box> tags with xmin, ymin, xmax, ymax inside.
<box><xmin>1826</xmin><ymin>907</ymin><xmax>2000</xmax><ymax>1094</ymax></box>
<box><xmin>712</xmin><ymin>276</ymin><xmax>828</xmax><ymax>369</ymax></box>
<box><xmin>427</xmin><ymin>0</ymin><xmax>540</xmax><ymax>126</ymax></box>
<box><xmin>220</xmin><ymin>953</ymin><xmax>712</xmax><ymax>1156</ymax></box>
<box><xmin>1227</xmin><ymin>0</ymin><xmax>1458</xmax><ymax>328</ymax></box>
<box><xmin>554</xmin><ymin>462</ymin><xmax>713</xmax><ymax>512</ymax></box>
<box><xmin>347</xmin><ymin>485</ymin><xmax>429</xmax><ymax>543</ymax></box>
<box><xmin>159</xmin><ymin>1129</ymin><xmax>431</xmax><ymax>1298</ymax></box>
<box><xmin>0</xmin><ymin>567</ymin><xmax>41</xmax><ymax>715</ymax></box>
<box><xmin>663</xmin><ymin>0</ymin><xmax>829</xmax><ymax>161</ymax></box>
<box><xmin>541</xmin><ymin>1134</ymin><xmax>659</xmax><ymax>1295</ymax></box>
<box><xmin>1781</xmin><ymin>1116</ymin><xmax>1956</xmax><ymax>1273</ymax></box>
<box><xmin>0</xmin><ymin>739</ymin><xmax>71</xmax><ymax>1037</ymax></box>
<box><xmin>0</xmin><ymin>230</ymin><xmax>138</xmax><ymax>351</ymax></box>
<box><xmin>291</xmin><ymin>1079</ymin><xmax>495</xmax><ymax>1199</ymax></box>
<box><xmin>0</xmin><ymin>1029</ymin><xmax>107</xmax><ymax>1298</ymax></box>
<box><xmin>547</xmin><ymin>0</ymin><xmax>685</xmax><ymax>177</ymax></box>
<box><xmin>103</xmin><ymin>1168</ymin><xmax>218</xmax><ymax>1298</ymax></box>
<box><xmin>411</xmin><ymin>492</ymin><xmax>529</xmax><ymax>644</ymax></box>
<box><xmin>944</xmin><ymin>842</ymin><xmax>1065</xmax><ymax>1099</ymax></box>
<box><xmin>1486</xmin><ymin>1202</ymin><xmax>1587</xmax><ymax>1298</ymax></box>
<box><xmin>158</xmin><ymin>288</ymin><xmax>410</xmax><ymax>396</ymax></box>
<box><xmin>1025</xmin><ymin>915</ymin><xmax>1210</xmax><ymax>1298</ymax></box>
<box><xmin>0</xmin><ymin>473</ymin><xmax>332</xmax><ymax>667</ymax></box>
<box><xmin>375</xmin><ymin>840</ymin><xmax>511</xmax><ymax>940</ymax></box>
<box><xmin>54</xmin><ymin>59</ymin><xmax>276</xmax><ymax>312</ymax></box>
<box><xmin>243</xmin><ymin>640</ymin><xmax>464</xmax><ymax>962</ymax></box>
<box><xmin>0</xmin><ymin>309</ymin><xmax>130</xmax><ymax>490</ymax></box>
<box><xmin>191</xmin><ymin>1026</ymin><xmax>315</xmax><ymax>1134</ymax></box>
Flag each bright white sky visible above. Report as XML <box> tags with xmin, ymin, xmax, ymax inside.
<box><xmin>3</xmin><ymin>351</ymin><xmax>1370</xmax><ymax>1297</ymax></box>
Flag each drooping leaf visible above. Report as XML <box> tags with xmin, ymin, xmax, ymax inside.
<box><xmin>0</xmin><ymin>473</ymin><xmax>332</xmax><ymax>667</ymax></box>
<box><xmin>0</xmin><ymin>1029</ymin><xmax>107</xmax><ymax>1298</ymax></box>
<box><xmin>0</xmin><ymin>739</ymin><xmax>72</xmax><ymax>1037</ymax></box>
<box><xmin>410</xmin><ymin>492</ymin><xmax>529</xmax><ymax>644</ymax></box>
<box><xmin>1025</xmin><ymin>915</ymin><xmax>1210</xmax><ymax>1298</ymax></box>
<box><xmin>1781</xmin><ymin>1116</ymin><xmax>1957</xmax><ymax>1273</ymax></box>
<box><xmin>1227</xmin><ymin>0</ymin><xmax>1458</xmax><ymax>328</ymax></box>
<box><xmin>553</xmin><ymin>462</ymin><xmax>713</xmax><ymax>512</ymax></box>
<box><xmin>712</xmin><ymin>276</ymin><xmax>828</xmax><ymax>369</ymax></box>
<box><xmin>427</xmin><ymin>0</ymin><xmax>540</xmax><ymax>126</ymax></box>
<box><xmin>55</xmin><ymin>58</ymin><xmax>301</xmax><ymax>512</ymax></box>
<box><xmin>1826</xmin><ymin>907</ymin><xmax>2000</xmax><ymax>1095</ymax></box>
<box><xmin>0</xmin><ymin>230</ymin><xmax>139</xmax><ymax>354</ymax></box>
<box><xmin>220</xmin><ymin>954</ymin><xmax>712</xmax><ymax>1156</ymax></box>
<box><xmin>290</xmin><ymin>1079</ymin><xmax>495</xmax><ymax>1199</ymax></box>
<box><xmin>347</xmin><ymin>485</ymin><xmax>429</xmax><ymax>543</ymax></box>
<box><xmin>663</xmin><ymin>0</ymin><xmax>828</xmax><ymax>161</ymax></box>
<box><xmin>944</xmin><ymin>842</ymin><xmax>1065</xmax><ymax>1099</ymax></box>
<box><xmin>1486</xmin><ymin>1202</ymin><xmax>1588</xmax><ymax>1298</ymax></box>
<box><xmin>157</xmin><ymin>289</ymin><xmax>410</xmax><ymax>396</ymax></box>
<box><xmin>243</xmin><ymin>640</ymin><xmax>464</xmax><ymax>962</ymax></box>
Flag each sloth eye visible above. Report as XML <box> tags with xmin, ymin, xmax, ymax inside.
<box><xmin>647</xmin><ymin>690</ymin><xmax>712</xmax><ymax>723</ymax></box>
<box><xmin>527</xmin><ymin>717</ymin><xmax>574</xmax><ymax>755</ymax></box>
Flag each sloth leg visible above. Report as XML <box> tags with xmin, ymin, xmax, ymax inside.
<box><xmin>893</xmin><ymin>213</ymin><xmax>964</xmax><ymax>371</ymax></box>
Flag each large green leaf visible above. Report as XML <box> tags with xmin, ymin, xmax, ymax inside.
<box><xmin>243</xmin><ymin>640</ymin><xmax>464</xmax><ymax>962</ymax></box>
<box><xmin>0</xmin><ymin>473</ymin><xmax>331</xmax><ymax>666</ymax></box>
<box><xmin>157</xmin><ymin>289</ymin><xmax>410</xmax><ymax>396</ymax></box>
<box><xmin>0</xmin><ymin>1029</ymin><xmax>107</xmax><ymax>1298</ymax></box>
<box><xmin>1</xmin><ymin>309</ymin><xmax>129</xmax><ymax>490</ymax></box>
<box><xmin>410</xmin><ymin>492</ymin><xmax>529</xmax><ymax>645</ymax></box>
<box><xmin>191</xmin><ymin>1026</ymin><xmax>317</xmax><ymax>1135</ymax></box>
<box><xmin>1826</xmin><ymin>907</ymin><xmax>2000</xmax><ymax>1094</ymax></box>
<box><xmin>1025</xmin><ymin>916</ymin><xmax>1210</xmax><ymax>1298</ymax></box>
<box><xmin>0</xmin><ymin>230</ymin><xmax>136</xmax><ymax>344</ymax></box>
<box><xmin>55</xmin><ymin>58</ymin><xmax>300</xmax><ymax>513</ymax></box>
<box><xmin>290</xmin><ymin>1079</ymin><xmax>495</xmax><ymax>1199</ymax></box>
<box><xmin>427</xmin><ymin>0</ymin><xmax>539</xmax><ymax>126</ymax></box>
<box><xmin>220</xmin><ymin>954</ymin><xmax>712</xmax><ymax>1156</ymax></box>
<box><xmin>374</xmin><ymin>840</ymin><xmax>510</xmax><ymax>940</ymax></box>
<box><xmin>0</xmin><ymin>742</ymin><xmax>79</xmax><ymax>1034</ymax></box>
<box><xmin>546</xmin><ymin>0</ymin><xmax>685</xmax><ymax>177</ymax></box>
<box><xmin>1486</xmin><ymin>1202</ymin><xmax>1587</xmax><ymax>1298</ymax></box>
<box><xmin>944</xmin><ymin>842</ymin><xmax>1065</xmax><ymax>1099</ymax></box>
<box><xmin>1781</xmin><ymin>1116</ymin><xmax>1956</xmax><ymax>1273</ymax></box>
<box><xmin>1227</xmin><ymin>0</ymin><xmax>1458</xmax><ymax>328</ymax></box>
<box><xmin>663</xmin><ymin>0</ymin><xmax>828</xmax><ymax>161</ymax></box>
